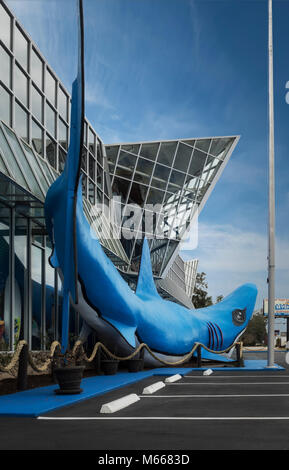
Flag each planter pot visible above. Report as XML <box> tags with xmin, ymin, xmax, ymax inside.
<box><xmin>127</xmin><ymin>359</ymin><xmax>144</xmax><ymax>373</ymax></box>
<box><xmin>54</xmin><ymin>366</ymin><xmax>84</xmax><ymax>395</ymax></box>
<box><xmin>101</xmin><ymin>360</ymin><xmax>119</xmax><ymax>375</ymax></box>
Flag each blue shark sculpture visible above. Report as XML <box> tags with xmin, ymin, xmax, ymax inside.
<box><xmin>44</xmin><ymin>0</ymin><xmax>257</xmax><ymax>363</ymax></box>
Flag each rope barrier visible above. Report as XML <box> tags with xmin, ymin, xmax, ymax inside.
<box><xmin>0</xmin><ymin>340</ymin><xmax>61</xmax><ymax>374</ymax></box>
<box><xmin>0</xmin><ymin>338</ymin><xmax>242</xmax><ymax>376</ymax></box>
<box><xmin>72</xmin><ymin>339</ymin><xmax>239</xmax><ymax>366</ymax></box>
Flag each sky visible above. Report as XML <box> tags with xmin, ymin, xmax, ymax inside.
<box><xmin>5</xmin><ymin>0</ymin><xmax>289</xmax><ymax>314</ymax></box>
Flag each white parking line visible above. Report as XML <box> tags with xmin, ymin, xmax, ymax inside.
<box><xmin>167</xmin><ymin>382</ymin><xmax>289</xmax><ymax>385</ymax></box>
<box><xmin>140</xmin><ymin>394</ymin><xmax>289</xmax><ymax>398</ymax></box>
<box><xmin>37</xmin><ymin>416</ymin><xmax>289</xmax><ymax>421</ymax></box>
<box><xmin>183</xmin><ymin>375</ymin><xmax>289</xmax><ymax>379</ymax></box>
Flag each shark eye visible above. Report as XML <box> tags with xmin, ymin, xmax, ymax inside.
<box><xmin>232</xmin><ymin>308</ymin><xmax>246</xmax><ymax>326</ymax></box>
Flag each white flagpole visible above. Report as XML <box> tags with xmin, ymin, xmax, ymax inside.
<box><xmin>267</xmin><ymin>0</ymin><xmax>276</xmax><ymax>367</ymax></box>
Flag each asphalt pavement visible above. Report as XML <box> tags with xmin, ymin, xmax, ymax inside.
<box><xmin>1</xmin><ymin>351</ymin><xmax>289</xmax><ymax>450</ymax></box>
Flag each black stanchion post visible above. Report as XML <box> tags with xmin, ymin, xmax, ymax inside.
<box><xmin>197</xmin><ymin>345</ymin><xmax>202</xmax><ymax>368</ymax></box>
<box><xmin>17</xmin><ymin>343</ymin><xmax>28</xmax><ymax>391</ymax></box>
<box><xmin>95</xmin><ymin>346</ymin><xmax>101</xmax><ymax>374</ymax></box>
<box><xmin>139</xmin><ymin>346</ymin><xmax>145</xmax><ymax>371</ymax></box>
<box><xmin>51</xmin><ymin>345</ymin><xmax>60</xmax><ymax>382</ymax></box>
<box><xmin>236</xmin><ymin>343</ymin><xmax>241</xmax><ymax>367</ymax></box>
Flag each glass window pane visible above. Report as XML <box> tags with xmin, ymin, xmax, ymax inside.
<box><xmin>188</xmin><ymin>148</ymin><xmax>207</xmax><ymax>177</ymax></box>
<box><xmin>181</xmin><ymin>139</ymin><xmax>195</xmax><ymax>148</ymax></box>
<box><xmin>169</xmin><ymin>169</ymin><xmax>186</xmax><ymax>188</ymax></box>
<box><xmin>117</xmin><ymin>150</ymin><xmax>137</xmax><ymax>170</ymax></box>
<box><xmin>89</xmin><ymin>153</ymin><xmax>95</xmax><ymax>179</ymax></box>
<box><xmin>195</xmin><ymin>138</ymin><xmax>211</xmax><ymax>153</ymax></box>
<box><xmin>97</xmin><ymin>139</ymin><xmax>103</xmax><ymax>166</ymax></box>
<box><xmin>83</xmin><ymin>121</ymin><xmax>87</xmax><ymax>146</ymax></box>
<box><xmin>0</xmin><ymin>46</ymin><xmax>11</xmax><ymax>88</ymax></box>
<box><xmin>210</xmin><ymin>137</ymin><xmax>234</xmax><ymax>159</ymax></box>
<box><xmin>121</xmin><ymin>144</ymin><xmax>140</xmax><ymax>155</ymax></box>
<box><xmin>58</xmin><ymin>117</ymin><xmax>67</xmax><ymax>149</ymax></box>
<box><xmin>46</xmin><ymin>69</ymin><xmax>56</xmax><ymax>106</ymax></box>
<box><xmin>106</xmin><ymin>145</ymin><xmax>119</xmax><ymax>165</ymax></box>
<box><xmin>14</xmin><ymin>65</ymin><xmax>28</xmax><ymax>107</ymax></box>
<box><xmin>173</xmin><ymin>142</ymin><xmax>193</xmax><ymax>172</ymax></box>
<box><xmin>14</xmin><ymin>25</ymin><xmax>28</xmax><ymax>70</ymax></box>
<box><xmin>81</xmin><ymin>146</ymin><xmax>87</xmax><ymax>172</ymax></box>
<box><xmin>3</xmin><ymin>125</ymin><xmax>43</xmax><ymax>198</ymax></box>
<box><xmin>31</xmin><ymin>48</ymin><xmax>43</xmax><ymax>90</ymax></box>
<box><xmin>128</xmin><ymin>182</ymin><xmax>148</xmax><ymax>205</ymax></box>
<box><xmin>88</xmin><ymin>128</ymin><xmax>95</xmax><ymax>154</ymax></box>
<box><xmin>58</xmin><ymin>86</ymin><xmax>68</xmax><ymax>121</ymax></box>
<box><xmin>88</xmin><ymin>180</ymin><xmax>95</xmax><ymax>205</ymax></box>
<box><xmin>157</xmin><ymin>141</ymin><xmax>177</xmax><ymax>166</ymax></box>
<box><xmin>0</xmin><ymin>4</ymin><xmax>11</xmax><ymax>48</ymax></box>
<box><xmin>0</xmin><ymin>210</ymin><xmax>8</xmax><ymax>345</ymax></box>
<box><xmin>97</xmin><ymin>163</ymin><xmax>103</xmax><ymax>189</ymax></box>
<box><xmin>58</xmin><ymin>147</ymin><xmax>66</xmax><ymax>172</ymax></box>
<box><xmin>31</xmin><ymin>85</ymin><xmax>43</xmax><ymax>123</ymax></box>
<box><xmin>31</xmin><ymin>119</ymin><xmax>43</xmax><ymax>156</ymax></box>
<box><xmin>0</xmin><ymin>84</ymin><xmax>11</xmax><ymax>126</ymax></box>
<box><xmin>111</xmin><ymin>176</ymin><xmax>128</xmax><ymax>202</ymax></box>
<box><xmin>140</xmin><ymin>142</ymin><xmax>159</xmax><ymax>161</ymax></box>
<box><xmin>82</xmin><ymin>172</ymin><xmax>87</xmax><ymax>197</ymax></box>
<box><xmin>46</xmin><ymin>103</ymin><xmax>56</xmax><ymax>137</ymax></box>
<box><xmin>152</xmin><ymin>163</ymin><xmax>170</xmax><ymax>190</ymax></box>
<box><xmin>146</xmin><ymin>188</ymin><xmax>164</xmax><ymax>205</ymax></box>
<box><xmin>37</xmin><ymin>156</ymin><xmax>54</xmax><ymax>185</ymax></box>
<box><xmin>14</xmin><ymin>102</ymin><xmax>28</xmax><ymax>141</ymax></box>
<box><xmin>22</xmin><ymin>141</ymin><xmax>48</xmax><ymax>192</ymax></box>
<box><xmin>45</xmin><ymin>135</ymin><xmax>56</xmax><ymax>168</ymax></box>
<box><xmin>134</xmin><ymin>157</ymin><xmax>154</xmax><ymax>185</ymax></box>
<box><xmin>0</xmin><ymin>126</ymin><xmax>27</xmax><ymax>187</ymax></box>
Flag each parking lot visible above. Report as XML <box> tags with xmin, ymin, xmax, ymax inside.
<box><xmin>1</xmin><ymin>351</ymin><xmax>289</xmax><ymax>450</ymax></box>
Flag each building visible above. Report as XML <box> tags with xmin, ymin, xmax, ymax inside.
<box><xmin>0</xmin><ymin>0</ymin><xmax>239</xmax><ymax>351</ymax></box>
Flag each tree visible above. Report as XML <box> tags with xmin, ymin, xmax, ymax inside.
<box><xmin>192</xmin><ymin>272</ymin><xmax>213</xmax><ymax>308</ymax></box>
<box><xmin>240</xmin><ymin>313</ymin><xmax>267</xmax><ymax>346</ymax></box>
<box><xmin>216</xmin><ymin>295</ymin><xmax>224</xmax><ymax>303</ymax></box>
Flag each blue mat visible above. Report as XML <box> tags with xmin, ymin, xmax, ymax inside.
<box><xmin>0</xmin><ymin>361</ymin><xmax>284</xmax><ymax>417</ymax></box>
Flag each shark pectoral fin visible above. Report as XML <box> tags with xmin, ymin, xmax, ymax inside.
<box><xmin>136</xmin><ymin>238</ymin><xmax>159</xmax><ymax>299</ymax></box>
<box><xmin>102</xmin><ymin>316</ymin><xmax>137</xmax><ymax>348</ymax></box>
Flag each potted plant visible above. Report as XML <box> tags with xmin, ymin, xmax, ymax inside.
<box><xmin>100</xmin><ymin>349</ymin><xmax>119</xmax><ymax>375</ymax></box>
<box><xmin>127</xmin><ymin>350</ymin><xmax>144</xmax><ymax>373</ymax></box>
<box><xmin>52</xmin><ymin>349</ymin><xmax>85</xmax><ymax>395</ymax></box>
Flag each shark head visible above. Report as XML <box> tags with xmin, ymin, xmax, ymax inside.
<box><xmin>217</xmin><ymin>283</ymin><xmax>258</xmax><ymax>348</ymax></box>
<box><xmin>197</xmin><ymin>283</ymin><xmax>258</xmax><ymax>351</ymax></box>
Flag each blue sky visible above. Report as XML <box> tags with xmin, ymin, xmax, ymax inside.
<box><xmin>6</xmin><ymin>0</ymin><xmax>289</xmax><ymax>312</ymax></box>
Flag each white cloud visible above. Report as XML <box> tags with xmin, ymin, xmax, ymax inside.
<box><xmin>181</xmin><ymin>222</ymin><xmax>289</xmax><ymax>307</ymax></box>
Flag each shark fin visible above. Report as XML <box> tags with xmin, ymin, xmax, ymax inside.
<box><xmin>102</xmin><ymin>316</ymin><xmax>136</xmax><ymax>348</ymax></box>
<box><xmin>136</xmin><ymin>238</ymin><xmax>159</xmax><ymax>299</ymax></box>
<box><xmin>49</xmin><ymin>246</ymin><xmax>60</xmax><ymax>268</ymax></box>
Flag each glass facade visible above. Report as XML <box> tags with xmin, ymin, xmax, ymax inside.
<box><xmin>0</xmin><ymin>1</ymin><xmax>108</xmax><ymax>213</ymax></box>
<box><xmin>0</xmin><ymin>181</ymin><xmax>64</xmax><ymax>352</ymax></box>
<box><xmin>106</xmin><ymin>136</ymin><xmax>236</xmax><ymax>275</ymax></box>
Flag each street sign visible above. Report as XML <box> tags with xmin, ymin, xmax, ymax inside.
<box><xmin>263</xmin><ymin>298</ymin><xmax>289</xmax><ymax>318</ymax></box>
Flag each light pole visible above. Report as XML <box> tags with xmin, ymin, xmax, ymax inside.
<box><xmin>267</xmin><ymin>0</ymin><xmax>276</xmax><ymax>367</ymax></box>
